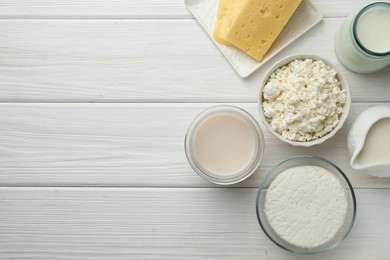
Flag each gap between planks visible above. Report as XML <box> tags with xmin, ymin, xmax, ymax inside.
<box><xmin>0</xmin><ymin>186</ymin><xmax>389</xmax><ymax>190</ymax></box>
<box><xmin>0</xmin><ymin>101</ymin><xmax>387</xmax><ymax>104</ymax></box>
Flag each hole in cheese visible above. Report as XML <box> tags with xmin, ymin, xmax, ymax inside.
<box><xmin>260</xmin><ymin>7</ymin><xmax>269</xmax><ymax>16</ymax></box>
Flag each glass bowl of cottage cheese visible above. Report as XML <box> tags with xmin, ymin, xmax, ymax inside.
<box><xmin>258</xmin><ymin>54</ymin><xmax>351</xmax><ymax>146</ymax></box>
<box><xmin>256</xmin><ymin>155</ymin><xmax>356</xmax><ymax>254</ymax></box>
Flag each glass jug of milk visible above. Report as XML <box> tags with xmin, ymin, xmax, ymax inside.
<box><xmin>335</xmin><ymin>2</ymin><xmax>390</xmax><ymax>73</ymax></box>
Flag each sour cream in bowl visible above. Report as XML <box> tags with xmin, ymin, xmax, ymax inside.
<box><xmin>256</xmin><ymin>155</ymin><xmax>356</xmax><ymax>254</ymax></box>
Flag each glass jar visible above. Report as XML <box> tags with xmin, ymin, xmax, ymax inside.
<box><xmin>334</xmin><ymin>2</ymin><xmax>390</xmax><ymax>73</ymax></box>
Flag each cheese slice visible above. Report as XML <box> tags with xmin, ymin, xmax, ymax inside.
<box><xmin>225</xmin><ymin>0</ymin><xmax>302</xmax><ymax>61</ymax></box>
<box><xmin>213</xmin><ymin>0</ymin><xmax>244</xmax><ymax>46</ymax></box>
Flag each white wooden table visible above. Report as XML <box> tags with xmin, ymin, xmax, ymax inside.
<box><xmin>0</xmin><ymin>0</ymin><xmax>389</xmax><ymax>259</ymax></box>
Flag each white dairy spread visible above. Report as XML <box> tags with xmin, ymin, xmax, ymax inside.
<box><xmin>262</xmin><ymin>59</ymin><xmax>347</xmax><ymax>142</ymax></box>
<box><xmin>265</xmin><ymin>166</ymin><xmax>348</xmax><ymax>248</ymax></box>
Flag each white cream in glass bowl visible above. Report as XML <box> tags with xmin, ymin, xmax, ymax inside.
<box><xmin>256</xmin><ymin>156</ymin><xmax>356</xmax><ymax>254</ymax></box>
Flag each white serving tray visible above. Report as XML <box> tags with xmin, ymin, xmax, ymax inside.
<box><xmin>185</xmin><ymin>0</ymin><xmax>323</xmax><ymax>78</ymax></box>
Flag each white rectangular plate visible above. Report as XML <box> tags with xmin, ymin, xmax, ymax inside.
<box><xmin>185</xmin><ymin>0</ymin><xmax>323</xmax><ymax>78</ymax></box>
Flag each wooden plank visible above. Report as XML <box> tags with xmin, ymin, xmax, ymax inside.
<box><xmin>0</xmin><ymin>19</ymin><xmax>389</xmax><ymax>103</ymax></box>
<box><xmin>0</xmin><ymin>0</ymin><xmax>377</xmax><ymax>18</ymax></box>
<box><xmin>0</xmin><ymin>102</ymin><xmax>389</xmax><ymax>188</ymax></box>
<box><xmin>0</xmin><ymin>187</ymin><xmax>389</xmax><ymax>259</ymax></box>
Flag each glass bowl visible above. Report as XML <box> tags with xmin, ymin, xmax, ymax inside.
<box><xmin>185</xmin><ymin>105</ymin><xmax>265</xmax><ymax>185</ymax></box>
<box><xmin>256</xmin><ymin>155</ymin><xmax>356</xmax><ymax>254</ymax></box>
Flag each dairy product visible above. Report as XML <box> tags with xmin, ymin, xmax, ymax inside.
<box><xmin>334</xmin><ymin>2</ymin><xmax>390</xmax><ymax>73</ymax></box>
<box><xmin>356</xmin><ymin>118</ymin><xmax>390</xmax><ymax>166</ymax></box>
<box><xmin>213</xmin><ymin>0</ymin><xmax>302</xmax><ymax>61</ymax></box>
<box><xmin>265</xmin><ymin>166</ymin><xmax>348</xmax><ymax>248</ymax></box>
<box><xmin>226</xmin><ymin>0</ymin><xmax>302</xmax><ymax>61</ymax></box>
<box><xmin>192</xmin><ymin>111</ymin><xmax>257</xmax><ymax>175</ymax></box>
<box><xmin>214</xmin><ymin>0</ymin><xmax>244</xmax><ymax>46</ymax></box>
<box><xmin>356</xmin><ymin>6</ymin><xmax>390</xmax><ymax>53</ymax></box>
<box><xmin>262</xmin><ymin>58</ymin><xmax>346</xmax><ymax>142</ymax></box>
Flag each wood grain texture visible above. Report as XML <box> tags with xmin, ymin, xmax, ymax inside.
<box><xmin>0</xmin><ymin>0</ymin><xmax>379</xmax><ymax>18</ymax></box>
<box><xmin>0</xmin><ymin>1</ymin><xmax>389</xmax><ymax>259</ymax></box>
<box><xmin>0</xmin><ymin>188</ymin><xmax>389</xmax><ymax>259</ymax></box>
<box><xmin>0</xmin><ymin>19</ymin><xmax>389</xmax><ymax>103</ymax></box>
<box><xmin>0</xmin><ymin>102</ymin><xmax>389</xmax><ymax>188</ymax></box>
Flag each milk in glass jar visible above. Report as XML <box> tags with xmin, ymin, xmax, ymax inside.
<box><xmin>335</xmin><ymin>2</ymin><xmax>390</xmax><ymax>73</ymax></box>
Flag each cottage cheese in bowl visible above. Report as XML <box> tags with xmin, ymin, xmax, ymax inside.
<box><xmin>259</xmin><ymin>55</ymin><xmax>351</xmax><ymax>146</ymax></box>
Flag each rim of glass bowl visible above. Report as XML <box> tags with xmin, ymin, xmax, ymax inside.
<box><xmin>255</xmin><ymin>155</ymin><xmax>357</xmax><ymax>254</ymax></box>
<box><xmin>184</xmin><ymin>105</ymin><xmax>265</xmax><ymax>185</ymax></box>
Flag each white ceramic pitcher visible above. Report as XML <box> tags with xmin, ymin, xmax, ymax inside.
<box><xmin>348</xmin><ymin>106</ymin><xmax>390</xmax><ymax>177</ymax></box>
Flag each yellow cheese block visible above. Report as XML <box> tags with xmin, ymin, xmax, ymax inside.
<box><xmin>213</xmin><ymin>0</ymin><xmax>244</xmax><ymax>46</ymax></box>
<box><xmin>225</xmin><ymin>0</ymin><xmax>302</xmax><ymax>61</ymax></box>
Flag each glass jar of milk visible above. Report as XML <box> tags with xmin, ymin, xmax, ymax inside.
<box><xmin>335</xmin><ymin>2</ymin><xmax>390</xmax><ymax>73</ymax></box>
